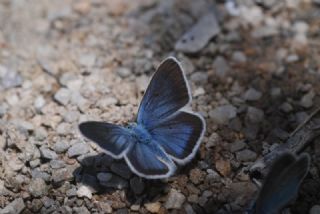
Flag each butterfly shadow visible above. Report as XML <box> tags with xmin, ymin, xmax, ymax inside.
<box><xmin>72</xmin><ymin>153</ymin><xmax>170</xmax><ymax>204</ymax></box>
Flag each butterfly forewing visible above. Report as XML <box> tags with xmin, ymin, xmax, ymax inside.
<box><xmin>137</xmin><ymin>57</ymin><xmax>191</xmax><ymax>128</ymax></box>
<box><xmin>79</xmin><ymin>122</ymin><xmax>132</xmax><ymax>158</ymax></box>
<box><xmin>255</xmin><ymin>152</ymin><xmax>310</xmax><ymax>214</ymax></box>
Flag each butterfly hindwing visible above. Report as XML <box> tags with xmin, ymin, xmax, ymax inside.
<box><xmin>124</xmin><ymin>142</ymin><xmax>176</xmax><ymax>178</ymax></box>
<box><xmin>137</xmin><ymin>57</ymin><xmax>191</xmax><ymax>128</ymax></box>
<box><xmin>255</xmin><ymin>152</ymin><xmax>310</xmax><ymax>214</ymax></box>
<box><xmin>79</xmin><ymin>122</ymin><xmax>132</xmax><ymax>158</ymax></box>
<box><xmin>149</xmin><ymin>111</ymin><xmax>205</xmax><ymax>164</ymax></box>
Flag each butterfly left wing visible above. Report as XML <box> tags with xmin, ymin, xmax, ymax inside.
<box><xmin>79</xmin><ymin>122</ymin><xmax>132</xmax><ymax>158</ymax></box>
<box><xmin>137</xmin><ymin>57</ymin><xmax>191</xmax><ymax>128</ymax></box>
<box><xmin>148</xmin><ymin>111</ymin><xmax>205</xmax><ymax>164</ymax></box>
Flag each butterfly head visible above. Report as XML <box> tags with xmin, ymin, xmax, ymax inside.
<box><xmin>126</xmin><ymin>123</ymin><xmax>152</xmax><ymax>144</ymax></box>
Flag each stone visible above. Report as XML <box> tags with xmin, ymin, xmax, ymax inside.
<box><xmin>165</xmin><ymin>189</ymin><xmax>186</xmax><ymax>209</ymax></box>
<box><xmin>279</xmin><ymin>102</ymin><xmax>293</xmax><ymax>113</ymax></box>
<box><xmin>175</xmin><ymin>13</ymin><xmax>220</xmax><ymax>53</ymax></box>
<box><xmin>67</xmin><ymin>142</ymin><xmax>90</xmax><ymax>157</ymax></box>
<box><xmin>50</xmin><ymin>159</ymin><xmax>66</xmax><ymax>169</ymax></box>
<box><xmin>230</xmin><ymin>140</ymin><xmax>246</xmax><ymax>153</ymax></box>
<box><xmin>213</xmin><ymin>56</ymin><xmax>230</xmax><ymax>77</ymax></box>
<box><xmin>52</xmin><ymin>165</ymin><xmax>76</xmax><ymax>184</ymax></box>
<box><xmin>244</xmin><ymin>88</ymin><xmax>262</xmax><ymax>101</ymax></box>
<box><xmin>7</xmin><ymin>156</ymin><xmax>24</xmax><ymax>172</ymax></box>
<box><xmin>232</xmin><ymin>51</ymin><xmax>247</xmax><ymax>63</ymax></box>
<box><xmin>190</xmin><ymin>72</ymin><xmax>208</xmax><ymax>84</ymax></box>
<box><xmin>144</xmin><ymin>202</ymin><xmax>161</xmax><ymax>213</ymax></box>
<box><xmin>130</xmin><ymin>176</ymin><xmax>145</xmax><ymax>195</ymax></box>
<box><xmin>310</xmin><ymin>205</ymin><xmax>320</xmax><ymax>214</ymax></box>
<box><xmin>34</xmin><ymin>96</ymin><xmax>46</xmax><ymax>111</ymax></box>
<box><xmin>40</xmin><ymin>147</ymin><xmax>58</xmax><ymax>160</ymax></box>
<box><xmin>189</xmin><ymin>168</ymin><xmax>206</xmax><ymax>185</ymax></box>
<box><xmin>78</xmin><ymin>54</ymin><xmax>96</xmax><ymax>68</ymax></box>
<box><xmin>246</xmin><ymin>107</ymin><xmax>264</xmax><ymax>123</ymax></box>
<box><xmin>53</xmin><ymin>141</ymin><xmax>70</xmax><ymax>153</ymax></box>
<box><xmin>209</xmin><ymin>105</ymin><xmax>237</xmax><ymax>125</ymax></box>
<box><xmin>1</xmin><ymin>70</ymin><xmax>23</xmax><ymax>89</ymax></box>
<box><xmin>77</xmin><ymin>185</ymin><xmax>92</xmax><ymax>199</ymax></box>
<box><xmin>215</xmin><ymin>159</ymin><xmax>231</xmax><ymax>176</ymax></box>
<box><xmin>236</xmin><ymin>149</ymin><xmax>257</xmax><ymax>162</ymax></box>
<box><xmin>111</xmin><ymin>162</ymin><xmax>132</xmax><ymax>179</ymax></box>
<box><xmin>98</xmin><ymin>173</ymin><xmax>128</xmax><ymax>189</ymax></box>
<box><xmin>0</xmin><ymin>198</ymin><xmax>25</xmax><ymax>214</ymax></box>
<box><xmin>73</xmin><ymin>206</ymin><xmax>90</xmax><ymax>214</ymax></box>
<box><xmin>28</xmin><ymin>178</ymin><xmax>48</xmax><ymax>197</ymax></box>
<box><xmin>300</xmin><ymin>91</ymin><xmax>315</xmax><ymax>108</ymax></box>
<box><xmin>98</xmin><ymin>202</ymin><xmax>113</xmax><ymax>213</ymax></box>
<box><xmin>54</xmin><ymin>88</ymin><xmax>71</xmax><ymax>106</ymax></box>
<box><xmin>117</xmin><ymin>67</ymin><xmax>131</xmax><ymax>78</ymax></box>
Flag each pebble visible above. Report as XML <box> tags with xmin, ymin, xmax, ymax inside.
<box><xmin>50</xmin><ymin>159</ymin><xmax>66</xmax><ymax>169</ymax></box>
<box><xmin>130</xmin><ymin>176</ymin><xmax>145</xmax><ymax>195</ymax></box>
<box><xmin>165</xmin><ymin>189</ymin><xmax>186</xmax><ymax>209</ymax></box>
<box><xmin>232</xmin><ymin>51</ymin><xmax>247</xmax><ymax>63</ymax></box>
<box><xmin>246</xmin><ymin>107</ymin><xmax>264</xmax><ymax>123</ymax></box>
<box><xmin>97</xmin><ymin>173</ymin><xmax>128</xmax><ymax>189</ymax></box>
<box><xmin>67</xmin><ymin>142</ymin><xmax>90</xmax><ymax>157</ymax></box>
<box><xmin>190</xmin><ymin>72</ymin><xmax>208</xmax><ymax>84</ymax></box>
<box><xmin>175</xmin><ymin>13</ymin><xmax>220</xmax><ymax>53</ymax></box>
<box><xmin>310</xmin><ymin>205</ymin><xmax>320</xmax><ymax>214</ymax></box>
<box><xmin>28</xmin><ymin>178</ymin><xmax>48</xmax><ymax>197</ymax></box>
<box><xmin>1</xmin><ymin>70</ymin><xmax>23</xmax><ymax>89</ymax></box>
<box><xmin>144</xmin><ymin>202</ymin><xmax>161</xmax><ymax>213</ymax></box>
<box><xmin>117</xmin><ymin>67</ymin><xmax>131</xmax><ymax>78</ymax></box>
<box><xmin>52</xmin><ymin>166</ymin><xmax>75</xmax><ymax>184</ymax></box>
<box><xmin>244</xmin><ymin>88</ymin><xmax>262</xmax><ymax>101</ymax></box>
<box><xmin>40</xmin><ymin>147</ymin><xmax>58</xmax><ymax>160</ymax></box>
<box><xmin>34</xmin><ymin>96</ymin><xmax>46</xmax><ymax>111</ymax></box>
<box><xmin>189</xmin><ymin>168</ymin><xmax>206</xmax><ymax>185</ymax></box>
<box><xmin>215</xmin><ymin>159</ymin><xmax>231</xmax><ymax>176</ymax></box>
<box><xmin>236</xmin><ymin>149</ymin><xmax>257</xmax><ymax>162</ymax></box>
<box><xmin>0</xmin><ymin>198</ymin><xmax>25</xmax><ymax>214</ymax></box>
<box><xmin>8</xmin><ymin>156</ymin><xmax>24</xmax><ymax>172</ymax></box>
<box><xmin>54</xmin><ymin>88</ymin><xmax>71</xmax><ymax>106</ymax></box>
<box><xmin>77</xmin><ymin>185</ymin><xmax>93</xmax><ymax>199</ymax></box>
<box><xmin>209</xmin><ymin>105</ymin><xmax>237</xmax><ymax>125</ymax></box>
<box><xmin>279</xmin><ymin>102</ymin><xmax>293</xmax><ymax>113</ymax></box>
<box><xmin>300</xmin><ymin>90</ymin><xmax>315</xmax><ymax>108</ymax></box>
<box><xmin>230</xmin><ymin>140</ymin><xmax>246</xmax><ymax>153</ymax></box>
<box><xmin>213</xmin><ymin>56</ymin><xmax>230</xmax><ymax>77</ymax></box>
<box><xmin>73</xmin><ymin>206</ymin><xmax>90</xmax><ymax>214</ymax></box>
<box><xmin>53</xmin><ymin>141</ymin><xmax>70</xmax><ymax>153</ymax></box>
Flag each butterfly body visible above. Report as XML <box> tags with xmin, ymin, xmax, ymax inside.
<box><xmin>79</xmin><ymin>57</ymin><xmax>205</xmax><ymax>179</ymax></box>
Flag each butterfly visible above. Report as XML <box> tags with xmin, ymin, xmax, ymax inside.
<box><xmin>79</xmin><ymin>57</ymin><xmax>206</xmax><ymax>179</ymax></box>
<box><xmin>247</xmin><ymin>152</ymin><xmax>310</xmax><ymax>214</ymax></box>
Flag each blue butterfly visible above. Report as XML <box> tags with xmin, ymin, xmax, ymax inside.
<box><xmin>248</xmin><ymin>152</ymin><xmax>310</xmax><ymax>214</ymax></box>
<box><xmin>79</xmin><ymin>57</ymin><xmax>206</xmax><ymax>179</ymax></box>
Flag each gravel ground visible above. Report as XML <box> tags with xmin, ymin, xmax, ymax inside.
<box><xmin>0</xmin><ymin>0</ymin><xmax>320</xmax><ymax>213</ymax></box>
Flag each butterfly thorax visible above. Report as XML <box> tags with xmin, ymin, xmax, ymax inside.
<box><xmin>126</xmin><ymin>123</ymin><xmax>152</xmax><ymax>144</ymax></box>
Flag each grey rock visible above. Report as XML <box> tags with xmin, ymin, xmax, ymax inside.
<box><xmin>117</xmin><ymin>67</ymin><xmax>131</xmax><ymax>78</ymax></box>
<box><xmin>244</xmin><ymin>88</ymin><xmax>262</xmax><ymax>101</ymax></box>
<box><xmin>300</xmin><ymin>91</ymin><xmax>315</xmax><ymax>108</ymax></box>
<box><xmin>130</xmin><ymin>177</ymin><xmax>145</xmax><ymax>195</ymax></box>
<box><xmin>31</xmin><ymin>169</ymin><xmax>51</xmax><ymax>182</ymax></box>
<box><xmin>73</xmin><ymin>206</ymin><xmax>90</xmax><ymax>214</ymax></box>
<box><xmin>190</xmin><ymin>72</ymin><xmax>208</xmax><ymax>84</ymax></box>
<box><xmin>310</xmin><ymin>205</ymin><xmax>320</xmax><ymax>214</ymax></box>
<box><xmin>54</xmin><ymin>88</ymin><xmax>71</xmax><ymax>106</ymax></box>
<box><xmin>29</xmin><ymin>159</ymin><xmax>41</xmax><ymax>168</ymax></box>
<box><xmin>230</xmin><ymin>140</ymin><xmax>246</xmax><ymax>153</ymax></box>
<box><xmin>111</xmin><ymin>162</ymin><xmax>132</xmax><ymax>179</ymax></box>
<box><xmin>7</xmin><ymin>156</ymin><xmax>24</xmax><ymax>172</ymax></box>
<box><xmin>50</xmin><ymin>159</ymin><xmax>66</xmax><ymax>169</ymax></box>
<box><xmin>34</xmin><ymin>96</ymin><xmax>46</xmax><ymax>111</ymax></box>
<box><xmin>98</xmin><ymin>202</ymin><xmax>113</xmax><ymax>213</ymax></box>
<box><xmin>67</xmin><ymin>142</ymin><xmax>90</xmax><ymax>157</ymax></box>
<box><xmin>175</xmin><ymin>13</ymin><xmax>220</xmax><ymax>53</ymax></box>
<box><xmin>40</xmin><ymin>147</ymin><xmax>58</xmax><ymax>160</ymax></box>
<box><xmin>78</xmin><ymin>54</ymin><xmax>96</xmax><ymax>68</ymax></box>
<box><xmin>0</xmin><ymin>198</ymin><xmax>25</xmax><ymax>214</ymax></box>
<box><xmin>165</xmin><ymin>189</ymin><xmax>186</xmax><ymax>209</ymax></box>
<box><xmin>209</xmin><ymin>105</ymin><xmax>237</xmax><ymax>125</ymax></box>
<box><xmin>41</xmin><ymin>196</ymin><xmax>55</xmax><ymax>208</ymax></box>
<box><xmin>213</xmin><ymin>56</ymin><xmax>230</xmax><ymax>77</ymax></box>
<box><xmin>232</xmin><ymin>51</ymin><xmax>247</xmax><ymax>63</ymax></box>
<box><xmin>184</xmin><ymin>203</ymin><xmax>196</xmax><ymax>214</ymax></box>
<box><xmin>236</xmin><ymin>149</ymin><xmax>257</xmax><ymax>162</ymax></box>
<box><xmin>97</xmin><ymin>172</ymin><xmax>113</xmax><ymax>183</ymax></box>
<box><xmin>1</xmin><ymin>70</ymin><xmax>23</xmax><ymax>89</ymax></box>
<box><xmin>52</xmin><ymin>165</ymin><xmax>76</xmax><ymax>184</ymax></box>
<box><xmin>53</xmin><ymin>141</ymin><xmax>70</xmax><ymax>153</ymax></box>
<box><xmin>251</xmin><ymin>26</ymin><xmax>278</xmax><ymax>39</ymax></box>
<box><xmin>28</xmin><ymin>178</ymin><xmax>48</xmax><ymax>197</ymax></box>
<box><xmin>77</xmin><ymin>185</ymin><xmax>92</xmax><ymax>199</ymax></box>
<box><xmin>246</xmin><ymin>107</ymin><xmax>264</xmax><ymax>123</ymax></box>
<box><xmin>279</xmin><ymin>102</ymin><xmax>293</xmax><ymax>113</ymax></box>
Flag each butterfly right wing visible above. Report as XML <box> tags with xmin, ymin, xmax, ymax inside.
<box><xmin>254</xmin><ymin>152</ymin><xmax>310</xmax><ymax>214</ymax></box>
<box><xmin>79</xmin><ymin>122</ymin><xmax>132</xmax><ymax>158</ymax></box>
